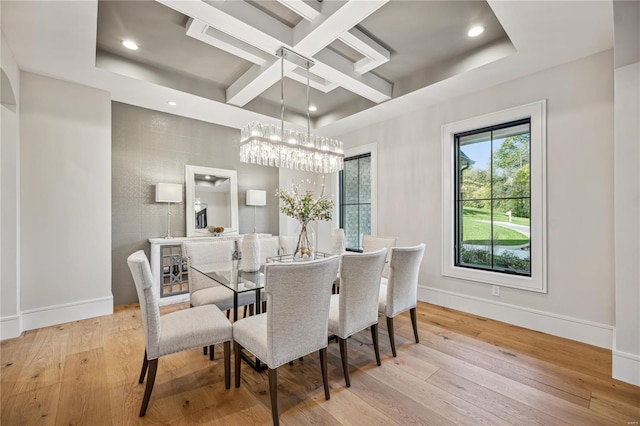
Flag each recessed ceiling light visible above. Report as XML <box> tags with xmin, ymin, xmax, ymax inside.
<box><xmin>467</xmin><ymin>26</ymin><xmax>485</xmax><ymax>38</ymax></box>
<box><xmin>308</xmin><ymin>105</ymin><xmax>318</xmax><ymax>112</ymax></box>
<box><xmin>121</xmin><ymin>40</ymin><xmax>139</xmax><ymax>50</ymax></box>
<box><xmin>205</xmin><ymin>175</ymin><xmax>211</xmax><ymax>180</ymax></box>
<box><xmin>167</xmin><ymin>101</ymin><xmax>177</xmax><ymax>106</ymax></box>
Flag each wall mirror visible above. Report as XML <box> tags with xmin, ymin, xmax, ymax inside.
<box><xmin>185</xmin><ymin>165</ymin><xmax>239</xmax><ymax>236</ymax></box>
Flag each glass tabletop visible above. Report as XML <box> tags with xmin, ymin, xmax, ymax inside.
<box><xmin>190</xmin><ymin>261</ymin><xmax>264</xmax><ymax>294</ymax></box>
<box><xmin>266</xmin><ymin>251</ymin><xmax>333</xmax><ymax>264</ymax></box>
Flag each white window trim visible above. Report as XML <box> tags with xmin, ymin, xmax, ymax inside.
<box><xmin>441</xmin><ymin>101</ymin><xmax>547</xmax><ymax>293</ymax></box>
<box><xmin>336</xmin><ymin>143</ymin><xmax>377</xmax><ymax>238</ymax></box>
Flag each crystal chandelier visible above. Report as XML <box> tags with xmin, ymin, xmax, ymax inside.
<box><xmin>240</xmin><ymin>47</ymin><xmax>344</xmax><ymax>174</ymax></box>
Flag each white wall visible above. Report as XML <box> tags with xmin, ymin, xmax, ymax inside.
<box><xmin>19</xmin><ymin>72</ymin><xmax>112</xmax><ymax>330</ymax></box>
<box><xmin>612</xmin><ymin>0</ymin><xmax>640</xmax><ymax>388</ymax></box>
<box><xmin>338</xmin><ymin>50</ymin><xmax>615</xmax><ymax>348</ymax></box>
<box><xmin>613</xmin><ymin>60</ymin><xmax>640</xmax><ymax>386</ymax></box>
<box><xmin>0</xmin><ymin>33</ymin><xmax>21</xmax><ymax>339</ymax></box>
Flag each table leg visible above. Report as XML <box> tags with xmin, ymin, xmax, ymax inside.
<box><xmin>253</xmin><ymin>288</ymin><xmax>262</xmax><ymax>370</ymax></box>
<box><xmin>255</xmin><ymin>288</ymin><xmax>262</xmax><ymax>314</ymax></box>
<box><xmin>233</xmin><ymin>293</ymin><xmax>238</xmax><ymax>322</ymax></box>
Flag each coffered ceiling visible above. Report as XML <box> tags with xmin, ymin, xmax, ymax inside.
<box><xmin>1</xmin><ymin>1</ymin><xmax>614</xmax><ymax>136</ymax></box>
<box><xmin>95</xmin><ymin>0</ymin><xmax>512</xmax><ymax>126</ymax></box>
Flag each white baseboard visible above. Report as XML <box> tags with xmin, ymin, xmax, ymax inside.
<box><xmin>612</xmin><ymin>331</ymin><xmax>640</xmax><ymax>386</ymax></box>
<box><xmin>418</xmin><ymin>285</ymin><xmax>614</xmax><ymax>349</ymax></box>
<box><xmin>21</xmin><ymin>296</ymin><xmax>113</xmax><ymax>332</ymax></box>
<box><xmin>0</xmin><ymin>315</ymin><xmax>22</xmax><ymax>340</ymax></box>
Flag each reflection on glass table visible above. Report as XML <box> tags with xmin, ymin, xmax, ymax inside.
<box><xmin>190</xmin><ymin>262</ymin><xmax>264</xmax><ymax>322</ymax></box>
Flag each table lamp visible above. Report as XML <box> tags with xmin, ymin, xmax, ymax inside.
<box><xmin>246</xmin><ymin>189</ymin><xmax>266</xmax><ymax>233</ymax></box>
<box><xmin>156</xmin><ymin>183</ymin><xmax>182</xmax><ymax>238</ymax></box>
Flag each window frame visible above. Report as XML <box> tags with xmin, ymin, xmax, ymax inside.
<box><xmin>338</xmin><ymin>143</ymin><xmax>377</xmax><ymax>252</ymax></box>
<box><xmin>454</xmin><ymin>118</ymin><xmax>532</xmax><ymax>276</ymax></box>
<box><xmin>442</xmin><ymin>101</ymin><xmax>547</xmax><ymax>292</ymax></box>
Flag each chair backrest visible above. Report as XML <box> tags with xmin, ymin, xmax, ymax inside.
<box><xmin>362</xmin><ymin>235</ymin><xmax>397</xmax><ymax>278</ymax></box>
<box><xmin>337</xmin><ymin>248</ymin><xmax>388</xmax><ymax>337</ymax></box>
<box><xmin>127</xmin><ymin>250</ymin><xmax>161</xmax><ymax>359</ymax></box>
<box><xmin>182</xmin><ymin>240</ymin><xmax>235</xmax><ymax>294</ymax></box>
<box><xmin>279</xmin><ymin>235</ymin><xmax>297</xmax><ymax>255</ymax></box>
<box><xmin>264</xmin><ymin>256</ymin><xmax>340</xmax><ymax>368</ymax></box>
<box><xmin>384</xmin><ymin>244</ymin><xmax>426</xmax><ymax>317</ymax></box>
<box><xmin>259</xmin><ymin>236</ymin><xmax>281</xmax><ymax>264</ymax></box>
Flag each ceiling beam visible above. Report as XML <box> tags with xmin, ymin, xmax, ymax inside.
<box><xmin>159</xmin><ymin>0</ymin><xmax>392</xmax><ymax>106</ymax></box>
<box><xmin>158</xmin><ymin>0</ymin><xmax>291</xmax><ymax>53</ymax></box>
<box><xmin>279</xmin><ymin>0</ymin><xmax>390</xmax><ymax>74</ymax></box>
<box><xmin>276</xmin><ymin>0</ymin><xmax>322</xmax><ymax>22</ymax></box>
<box><xmin>312</xmin><ymin>48</ymin><xmax>391</xmax><ymax>103</ymax></box>
<box><xmin>340</xmin><ymin>27</ymin><xmax>390</xmax><ymax>74</ymax></box>
<box><xmin>226</xmin><ymin>0</ymin><xmax>390</xmax><ymax>105</ymax></box>
<box><xmin>185</xmin><ymin>18</ymin><xmax>270</xmax><ymax>66</ymax></box>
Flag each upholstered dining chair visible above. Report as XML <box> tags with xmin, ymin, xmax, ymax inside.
<box><xmin>362</xmin><ymin>235</ymin><xmax>397</xmax><ymax>278</ymax></box>
<box><xmin>378</xmin><ymin>244</ymin><xmax>425</xmax><ymax>357</ymax></box>
<box><xmin>233</xmin><ymin>256</ymin><xmax>340</xmax><ymax>426</ymax></box>
<box><xmin>278</xmin><ymin>235</ymin><xmax>297</xmax><ymax>255</ymax></box>
<box><xmin>259</xmin><ymin>236</ymin><xmax>281</xmax><ymax>264</ymax></box>
<box><xmin>183</xmin><ymin>240</ymin><xmax>255</xmax><ymax>358</ymax></box>
<box><xmin>127</xmin><ymin>250</ymin><xmax>233</xmax><ymax>417</ymax></box>
<box><xmin>328</xmin><ymin>248</ymin><xmax>387</xmax><ymax>387</ymax></box>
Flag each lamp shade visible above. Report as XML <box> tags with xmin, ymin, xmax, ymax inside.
<box><xmin>246</xmin><ymin>190</ymin><xmax>266</xmax><ymax>206</ymax></box>
<box><xmin>155</xmin><ymin>183</ymin><xmax>182</xmax><ymax>203</ymax></box>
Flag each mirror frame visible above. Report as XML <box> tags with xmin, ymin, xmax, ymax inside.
<box><xmin>185</xmin><ymin>165</ymin><xmax>239</xmax><ymax>237</ymax></box>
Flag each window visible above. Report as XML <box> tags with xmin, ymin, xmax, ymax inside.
<box><xmin>442</xmin><ymin>101</ymin><xmax>547</xmax><ymax>292</ymax></box>
<box><xmin>340</xmin><ymin>153</ymin><xmax>372</xmax><ymax>251</ymax></box>
<box><xmin>455</xmin><ymin>119</ymin><xmax>531</xmax><ymax>276</ymax></box>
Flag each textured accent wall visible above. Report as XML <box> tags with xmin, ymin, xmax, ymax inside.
<box><xmin>112</xmin><ymin>102</ymin><xmax>279</xmax><ymax>305</ymax></box>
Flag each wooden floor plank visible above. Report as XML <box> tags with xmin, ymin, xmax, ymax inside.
<box><xmin>403</xmin><ymin>341</ymin><xmax>614</xmax><ymax>426</ymax></box>
<box><xmin>55</xmin><ymin>348</ymin><xmax>112</xmax><ymax>425</ymax></box>
<box><xmin>589</xmin><ymin>391</ymin><xmax>640</xmax><ymax>424</ymax></box>
<box><xmin>394</xmin><ymin>315</ymin><xmax>593</xmax><ymax>405</ymax></box>
<box><xmin>427</xmin><ymin>368</ymin><xmax>573</xmax><ymax>426</ymax></box>
<box><xmin>1</xmin><ymin>301</ymin><xmax>638</xmax><ymax>425</ymax></box>
<box><xmin>1</xmin><ymin>383</ymin><xmax>60</xmax><ymax>425</ymax></box>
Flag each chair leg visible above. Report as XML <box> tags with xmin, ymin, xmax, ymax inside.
<box><xmin>138</xmin><ymin>350</ymin><xmax>148</xmax><ymax>384</ymax></box>
<box><xmin>319</xmin><ymin>348</ymin><xmax>330</xmax><ymax>400</ymax></box>
<box><xmin>262</xmin><ymin>300</ymin><xmax>267</xmax><ymax>313</ymax></box>
<box><xmin>410</xmin><ymin>307</ymin><xmax>419</xmax><ymax>343</ymax></box>
<box><xmin>268</xmin><ymin>368</ymin><xmax>279</xmax><ymax>426</ymax></box>
<box><xmin>234</xmin><ymin>341</ymin><xmax>242</xmax><ymax>388</ymax></box>
<box><xmin>139</xmin><ymin>358</ymin><xmax>158</xmax><ymax>417</ymax></box>
<box><xmin>244</xmin><ymin>305</ymin><xmax>248</xmax><ymax>318</ymax></box>
<box><xmin>248</xmin><ymin>304</ymin><xmax>254</xmax><ymax>316</ymax></box>
<box><xmin>203</xmin><ymin>346</ymin><xmax>208</xmax><ymax>356</ymax></box>
<box><xmin>224</xmin><ymin>341</ymin><xmax>231</xmax><ymax>389</ymax></box>
<box><xmin>338</xmin><ymin>337</ymin><xmax>350</xmax><ymax>387</ymax></box>
<box><xmin>371</xmin><ymin>324</ymin><xmax>381</xmax><ymax>366</ymax></box>
<box><xmin>386</xmin><ymin>316</ymin><xmax>397</xmax><ymax>357</ymax></box>
<box><xmin>226</xmin><ymin>309</ymin><xmax>230</xmax><ymax>319</ymax></box>
<box><xmin>209</xmin><ymin>345</ymin><xmax>215</xmax><ymax>361</ymax></box>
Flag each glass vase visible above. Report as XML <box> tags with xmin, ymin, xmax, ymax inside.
<box><xmin>294</xmin><ymin>223</ymin><xmax>316</xmax><ymax>261</ymax></box>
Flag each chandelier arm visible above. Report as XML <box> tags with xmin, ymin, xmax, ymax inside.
<box><xmin>306</xmin><ymin>60</ymin><xmax>311</xmax><ymax>142</ymax></box>
<box><xmin>280</xmin><ymin>51</ymin><xmax>285</xmax><ymax>143</ymax></box>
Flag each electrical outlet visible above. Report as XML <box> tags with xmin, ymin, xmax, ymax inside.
<box><xmin>492</xmin><ymin>285</ymin><xmax>500</xmax><ymax>297</ymax></box>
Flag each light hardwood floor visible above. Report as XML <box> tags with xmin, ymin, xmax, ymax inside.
<box><xmin>1</xmin><ymin>301</ymin><xmax>639</xmax><ymax>425</ymax></box>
